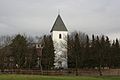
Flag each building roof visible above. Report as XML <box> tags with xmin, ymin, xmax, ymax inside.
<box><xmin>50</xmin><ymin>15</ymin><xmax>68</xmax><ymax>32</ymax></box>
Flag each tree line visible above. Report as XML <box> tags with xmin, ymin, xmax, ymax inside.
<box><xmin>0</xmin><ymin>34</ymin><xmax>54</xmax><ymax>71</ymax></box>
<box><xmin>0</xmin><ymin>31</ymin><xmax>120</xmax><ymax>72</ymax></box>
<box><xmin>68</xmin><ymin>32</ymin><xmax>120</xmax><ymax>70</ymax></box>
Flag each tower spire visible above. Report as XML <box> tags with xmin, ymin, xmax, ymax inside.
<box><xmin>50</xmin><ymin>14</ymin><xmax>68</xmax><ymax>32</ymax></box>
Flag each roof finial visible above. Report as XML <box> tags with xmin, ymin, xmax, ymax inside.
<box><xmin>58</xmin><ymin>9</ymin><xmax>60</xmax><ymax>15</ymax></box>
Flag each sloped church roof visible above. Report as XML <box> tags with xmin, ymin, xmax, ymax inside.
<box><xmin>50</xmin><ymin>15</ymin><xmax>68</xmax><ymax>32</ymax></box>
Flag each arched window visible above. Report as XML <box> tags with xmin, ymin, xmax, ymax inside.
<box><xmin>59</xmin><ymin>34</ymin><xmax>62</xmax><ymax>39</ymax></box>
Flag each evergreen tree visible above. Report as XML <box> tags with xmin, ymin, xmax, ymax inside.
<box><xmin>67</xmin><ymin>35</ymin><xmax>76</xmax><ymax>68</ymax></box>
<box><xmin>95</xmin><ymin>36</ymin><xmax>102</xmax><ymax>76</ymax></box>
<box><xmin>111</xmin><ymin>40</ymin><xmax>115</xmax><ymax>68</ymax></box>
<box><xmin>114</xmin><ymin>39</ymin><xmax>120</xmax><ymax>68</ymax></box>
<box><xmin>105</xmin><ymin>36</ymin><xmax>111</xmax><ymax>68</ymax></box>
<box><xmin>83</xmin><ymin>35</ymin><xmax>91</xmax><ymax>68</ymax></box>
<box><xmin>11</xmin><ymin>34</ymin><xmax>28</xmax><ymax>68</ymax></box>
<box><xmin>89</xmin><ymin>34</ymin><xmax>97</xmax><ymax>68</ymax></box>
<box><xmin>42</xmin><ymin>35</ymin><xmax>54</xmax><ymax>70</ymax></box>
<box><xmin>74</xmin><ymin>33</ymin><xmax>81</xmax><ymax>76</ymax></box>
<box><xmin>100</xmin><ymin>35</ymin><xmax>106</xmax><ymax>68</ymax></box>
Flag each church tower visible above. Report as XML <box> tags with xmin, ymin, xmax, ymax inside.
<box><xmin>50</xmin><ymin>14</ymin><xmax>68</xmax><ymax>69</ymax></box>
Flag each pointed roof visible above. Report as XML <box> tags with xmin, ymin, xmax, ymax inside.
<box><xmin>50</xmin><ymin>15</ymin><xmax>68</xmax><ymax>32</ymax></box>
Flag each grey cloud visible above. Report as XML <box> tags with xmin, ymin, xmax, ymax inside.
<box><xmin>0</xmin><ymin>0</ymin><xmax>120</xmax><ymax>39</ymax></box>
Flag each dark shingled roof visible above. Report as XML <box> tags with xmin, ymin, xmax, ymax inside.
<box><xmin>50</xmin><ymin>15</ymin><xmax>68</xmax><ymax>32</ymax></box>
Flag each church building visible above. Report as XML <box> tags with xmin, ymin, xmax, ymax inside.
<box><xmin>50</xmin><ymin>14</ymin><xmax>68</xmax><ymax>69</ymax></box>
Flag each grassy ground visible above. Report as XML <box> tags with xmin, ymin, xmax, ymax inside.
<box><xmin>0</xmin><ymin>75</ymin><xmax>120</xmax><ymax>80</ymax></box>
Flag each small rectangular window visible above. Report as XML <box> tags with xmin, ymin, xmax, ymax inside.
<box><xmin>38</xmin><ymin>44</ymin><xmax>39</xmax><ymax>47</ymax></box>
<box><xmin>59</xmin><ymin>34</ymin><xmax>62</xmax><ymax>39</ymax></box>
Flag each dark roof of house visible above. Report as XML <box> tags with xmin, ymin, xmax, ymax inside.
<box><xmin>50</xmin><ymin>15</ymin><xmax>68</xmax><ymax>32</ymax></box>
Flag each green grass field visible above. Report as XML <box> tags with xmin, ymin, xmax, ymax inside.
<box><xmin>0</xmin><ymin>75</ymin><xmax>120</xmax><ymax>80</ymax></box>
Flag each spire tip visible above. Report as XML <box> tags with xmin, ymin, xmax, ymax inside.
<box><xmin>58</xmin><ymin>9</ymin><xmax>60</xmax><ymax>15</ymax></box>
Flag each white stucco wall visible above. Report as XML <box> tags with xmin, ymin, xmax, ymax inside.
<box><xmin>52</xmin><ymin>31</ymin><xmax>67</xmax><ymax>42</ymax></box>
<box><xmin>51</xmin><ymin>31</ymin><xmax>68</xmax><ymax>69</ymax></box>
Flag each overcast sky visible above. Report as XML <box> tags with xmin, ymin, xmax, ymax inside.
<box><xmin>0</xmin><ymin>0</ymin><xmax>120</xmax><ymax>40</ymax></box>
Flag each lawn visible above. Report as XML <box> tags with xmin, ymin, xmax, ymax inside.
<box><xmin>0</xmin><ymin>75</ymin><xmax>120</xmax><ymax>80</ymax></box>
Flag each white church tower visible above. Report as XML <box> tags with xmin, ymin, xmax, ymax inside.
<box><xmin>50</xmin><ymin>14</ymin><xmax>68</xmax><ymax>69</ymax></box>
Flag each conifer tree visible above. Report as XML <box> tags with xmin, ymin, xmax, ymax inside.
<box><xmin>83</xmin><ymin>35</ymin><xmax>91</xmax><ymax>68</ymax></box>
<box><xmin>111</xmin><ymin>40</ymin><xmax>115</xmax><ymax>68</ymax></box>
<box><xmin>74</xmin><ymin>33</ymin><xmax>81</xmax><ymax>76</ymax></box>
<box><xmin>42</xmin><ymin>35</ymin><xmax>54</xmax><ymax>70</ymax></box>
<box><xmin>90</xmin><ymin>34</ymin><xmax>97</xmax><ymax>68</ymax></box>
<box><xmin>11</xmin><ymin>34</ymin><xmax>28</xmax><ymax>68</ymax></box>
<box><xmin>67</xmin><ymin>35</ymin><xmax>76</xmax><ymax>68</ymax></box>
<box><xmin>95</xmin><ymin>36</ymin><xmax>102</xmax><ymax>76</ymax></box>
<box><xmin>105</xmin><ymin>36</ymin><xmax>111</xmax><ymax>68</ymax></box>
<box><xmin>114</xmin><ymin>39</ymin><xmax>120</xmax><ymax>67</ymax></box>
<box><xmin>100</xmin><ymin>35</ymin><xmax>106</xmax><ymax>68</ymax></box>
